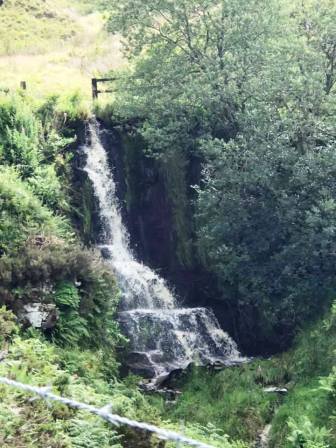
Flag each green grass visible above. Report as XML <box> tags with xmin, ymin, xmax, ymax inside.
<box><xmin>269</xmin><ymin>316</ymin><xmax>336</xmax><ymax>448</ymax></box>
<box><xmin>0</xmin><ymin>166</ymin><xmax>71</xmax><ymax>250</ymax></box>
<box><xmin>0</xmin><ymin>0</ymin><xmax>78</xmax><ymax>56</ymax></box>
<box><xmin>0</xmin><ymin>0</ymin><xmax>125</xmax><ymax>99</ymax></box>
<box><xmin>148</xmin><ymin>308</ymin><xmax>336</xmax><ymax>447</ymax></box>
<box><xmin>0</xmin><ymin>332</ymin><xmax>128</xmax><ymax>448</ymax></box>
<box><xmin>150</xmin><ymin>361</ymin><xmax>283</xmax><ymax>443</ymax></box>
<box><xmin>0</xmin><ymin>313</ymin><xmax>245</xmax><ymax>448</ymax></box>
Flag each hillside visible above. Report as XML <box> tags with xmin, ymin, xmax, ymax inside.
<box><xmin>0</xmin><ymin>0</ymin><xmax>124</xmax><ymax>97</ymax></box>
<box><xmin>1</xmin><ymin>0</ymin><xmax>336</xmax><ymax>447</ymax></box>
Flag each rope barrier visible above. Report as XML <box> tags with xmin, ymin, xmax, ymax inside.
<box><xmin>0</xmin><ymin>376</ymin><xmax>216</xmax><ymax>448</ymax></box>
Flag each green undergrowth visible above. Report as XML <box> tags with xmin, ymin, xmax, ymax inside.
<box><xmin>0</xmin><ymin>91</ymin><xmax>245</xmax><ymax>448</ymax></box>
<box><xmin>0</xmin><ymin>314</ymin><xmax>146</xmax><ymax>447</ymax></box>
<box><xmin>0</xmin><ymin>308</ymin><xmax>246</xmax><ymax>448</ymax></box>
<box><xmin>150</xmin><ymin>361</ymin><xmax>281</xmax><ymax>444</ymax></box>
<box><xmin>149</xmin><ymin>303</ymin><xmax>336</xmax><ymax>448</ymax></box>
<box><xmin>269</xmin><ymin>307</ymin><xmax>336</xmax><ymax>448</ymax></box>
<box><xmin>0</xmin><ymin>92</ymin><xmax>118</xmax><ymax>351</ymax></box>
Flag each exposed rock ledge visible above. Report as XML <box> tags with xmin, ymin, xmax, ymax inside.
<box><xmin>21</xmin><ymin>303</ymin><xmax>58</xmax><ymax>330</ymax></box>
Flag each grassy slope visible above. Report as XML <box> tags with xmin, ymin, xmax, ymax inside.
<box><xmin>2</xmin><ymin>3</ymin><xmax>336</xmax><ymax>447</ymax></box>
<box><xmin>0</xmin><ymin>0</ymin><xmax>124</xmax><ymax>98</ymax></box>
<box><xmin>0</xmin><ymin>318</ymin><xmax>156</xmax><ymax>448</ymax></box>
<box><xmin>148</xmin><ymin>309</ymin><xmax>336</xmax><ymax>447</ymax></box>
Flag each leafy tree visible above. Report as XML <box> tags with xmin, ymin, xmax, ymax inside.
<box><xmin>106</xmin><ymin>0</ymin><xmax>336</xmax><ymax>350</ymax></box>
<box><xmin>107</xmin><ymin>0</ymin><xmax>281</xmax><ymax>152</ymax></box>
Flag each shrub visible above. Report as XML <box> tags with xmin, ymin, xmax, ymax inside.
<box><xmin>0</xmin><ymin>236</ymin><xmax>122</xmax><ymax>351</ymax></box>
<box><xmin>0</xmin><ymin>96</ymin><xmax>41</xmax><ymax>177</ymax></box>
<box><xmin>287</xmin><ymin>417</ymin><xmax>330</xmax><ymax>448</ymax></box>
<box><xmin>0</xmin><ymin>336</ymin><xmax>125</xmax><ymax>448</ymax></box>
<box><xmin>0</xmin><ymin>166</ymin><xmax>71</xmax><ymax>255</ymax></box>
<box><xmin>56</xmin><ymin>91</ymin><xmax>91</xmax><ymax>121</ymax></box>
<box><xmin>68</xmin><ymin>416</ymin><xmax>123</xmax><ymax>448</ymax></box>
<box><xmin>0</xmin><ymin>306</ymin><xmax>18</xmax><ymax>348</ymax></box>
<box><xmin>52</xmin><ymin>281</ymin><xmax>89</xmax><ymax>347</ymax></box>
<box><xmin>28</xmin><ymin>164</ymin><xmax>69</xmax><ymax>211</ymax></box>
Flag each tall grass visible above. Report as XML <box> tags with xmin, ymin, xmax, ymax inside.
<box><xmin>0</xmin><ymin>0</ymin><xmax>124</xmax><ymax>99</ymax></box>
<box><xmin>149</xmin><ymin>306</ymin><xmax>336</xmax><ymax>447</ymax></box>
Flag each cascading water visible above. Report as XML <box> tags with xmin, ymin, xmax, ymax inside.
<box><xmin>83</xmin><ymin>119</ymin><xmax>244</xmax><ymax>385</ymax></box>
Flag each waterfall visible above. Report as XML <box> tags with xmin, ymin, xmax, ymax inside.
<box><xmin>83</xmin><ymin>119</ymin><xmax>244</xmax><ymax>386</ymax></box>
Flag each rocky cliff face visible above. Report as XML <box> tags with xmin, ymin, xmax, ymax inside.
<box><xmin>71</xmin><ymin>119</ymin><xmax>272</xmax><ymax>356</ymax></box>
<box><xmin>75</xmin><ymin>121</ymin><xmax>202</xmax><ymax>302</ymax></box>
<box><xmin>74</xmin><ymin>122</ymin><xmax>214</xmax><ymax>279</ymax></box>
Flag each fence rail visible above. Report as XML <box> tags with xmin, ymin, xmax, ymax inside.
<box><xmin>0</xmin><ymin>376</ymin><xmax>216</xmax><ymax>448</ymax></box>
<box><xmin>92</xmin><ymin>77</ymin><xmax>117</xmax><ymax>99</ymax></box>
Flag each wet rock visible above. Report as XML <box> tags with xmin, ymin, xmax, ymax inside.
<box><xmin>119</xmin><ymin>307</ymin><xmax>246</xmax><ymax>384</ymax></box>
<box><xmin>142</xmin><ymin>371</ymin><xmax>173</xmax><ymax>391</ymax></box>
<box><xmin>263</xmin><ymin>386</ymin><xmax>288</xmax><ymax>395</ymax></box>
<box><xmin>0</xmin><ymin>350</ymin><xmax>8</xmax><ymax>362</ymax></box>
<box><xmin>207</xmin><ymin>358</ymin><xmax>251</xmax><ymax>372</ymax></box>
<box><xmin>100</xmin><ymin>246</ymin><xmax>112</xmax><ymax>259</ymax></box>
<box><xmin>21</xmin><ymin>303</ymin><xmax>58</xmax><ymax>330</ymax></box>
<box><xmin>256</xmin><ymin>424</ymin><xmax>272</xmax><ymax>448</ymax></box>
<box><xmin>127</xmin><ymin>352</ymin><xmax>157</xmax><ymax>378</ymax></box>
<box><xmin>155</xmin><ymin>388</ymin><xmax>182</xmax><ymax>401</ymax></box>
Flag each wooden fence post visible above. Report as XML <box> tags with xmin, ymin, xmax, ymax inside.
<box><xmin>91</xmin><ymin>77</ymin><xmax>117</xmax><ymax>100</ymax></box>
<box><xmin>92</xmin><ymin>78</ymin><xmax>98</xmax><ymax>100</ymax></box>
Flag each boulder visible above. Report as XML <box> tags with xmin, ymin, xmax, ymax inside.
<box><xmin>21</xmin><ymin>303</ymin><xmax>58</xmax><ymax>330</ymax></box>
<box><xmin>126</xmin><ymin>352</ymin><xmax>158</xmax><ymax>378</ymax></box>
<box><xmin>263</xmin><ymin>386</ymin><xmax>288</xmax><ymax>395</ymax></box>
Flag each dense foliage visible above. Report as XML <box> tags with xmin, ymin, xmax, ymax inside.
<box><xmin>0</xmin><ymin>94</ymin><xmax>120</xmax><ymax>351</ymax></box>
<box><xmin>2</xmin><ymin>0</ymin><xmax>336</xmax><ymax>446</ymax></box>
<box><xmin>0</xmin><ymin>92</ymin><xmax>241</xmax><ymax>448</ymax></box>
<box><xmin>105</xmin><ymin>0</ymin><xmax>336</xmax><ymax>351</ymax></box>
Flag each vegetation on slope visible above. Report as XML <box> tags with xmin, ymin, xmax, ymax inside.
<box><xmin>0</xmin><ymin>0</ymin><xmax>124</xmax><ymax>97</ymax></box>
<box><xmin>0</xmin><ymin>308</ymin><xmax>144</xmax><ymax>448</ymax></box>
<box><xmin>0</xmin><ymin>92</ymin><xmax>245</xmax><ymax>447</ymax></box>
<box><xmin>149</xmin><ymin>301</ymin><xmax>336</xmax><ymax>448</ymax></box>
<box><xmin>1</xmin><ymin>0</ymin><xmax>336</xmax><ymax>447</ymax></box>
<box><xmin>104</xmin><ymin>0</ymin><xmax>336</xmax><ymax>353</ymax></box>
<box><xmin>0</xmin><ymin>0</ymin><xmax>81</xmax><ymax>56</ymax></box>
<box><xmin>0</xmin><ymin>92</ymin><xmax>121</xmax><ymax>349</ymax></box>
